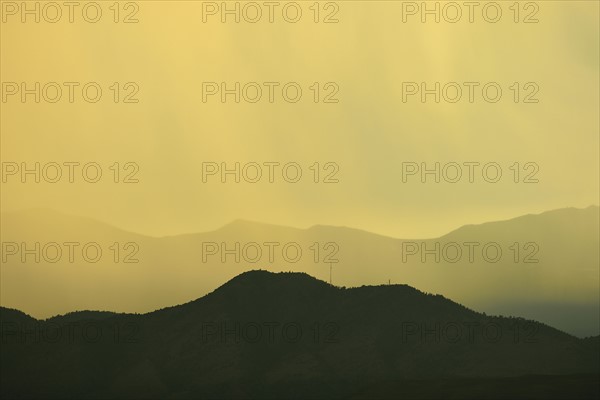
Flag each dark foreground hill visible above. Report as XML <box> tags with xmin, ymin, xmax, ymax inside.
<box><xmin>1</xmin><ymin>271</ymin><xmax>598</xmax><ymax>399</ymax></box>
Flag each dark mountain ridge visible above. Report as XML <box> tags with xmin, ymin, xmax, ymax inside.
<box><xmin>1</xmin><ymin>271</ymin><xmax>598</xmax><ymax>399</ymax></box>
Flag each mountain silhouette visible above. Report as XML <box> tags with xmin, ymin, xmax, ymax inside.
<box><xmin>1</xmin><ymin>271</ymin><xmax>598</xmax><ymax>399</ymax></box>
<box><xmin>1</xmin><ymin>206</ymin><xmax>598</xmax><ymax>337</ymax></box>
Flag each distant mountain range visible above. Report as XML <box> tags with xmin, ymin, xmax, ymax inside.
<box><xmin>1</xmin><ymin>271</ymin><xmax>598</xmax><ymax>399</ymax></box>
<box><xmin>1</xmin><ymin>206</ymin><xmax>598</xmax><ymax>337</ymax></box>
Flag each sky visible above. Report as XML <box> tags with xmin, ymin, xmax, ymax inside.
<box><xmin>1</xmin><ymin>0</ymin><xmax>598</xmax><ymax>238</ymax></box>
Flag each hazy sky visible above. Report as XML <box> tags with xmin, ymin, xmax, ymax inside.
<box><xmin>1</xmin><ymin>1</ymin><xmax>598</xmax><ymax>238</ymax></box>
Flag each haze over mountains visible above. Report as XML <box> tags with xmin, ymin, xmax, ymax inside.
<box><xmin>0</xmin><ymin>206</ymin><xmax>598</xmax><ymax>337</ymax></box>
<box><xmin>1</xmin><ymin>271</ymin><xmax>599</xmax><ymax>399</ymax></box>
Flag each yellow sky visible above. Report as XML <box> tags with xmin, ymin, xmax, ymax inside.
<box><xmin>1</xmin><ymin>1</ymin><xmax>598</xmax><ymax>238</ymax></box>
